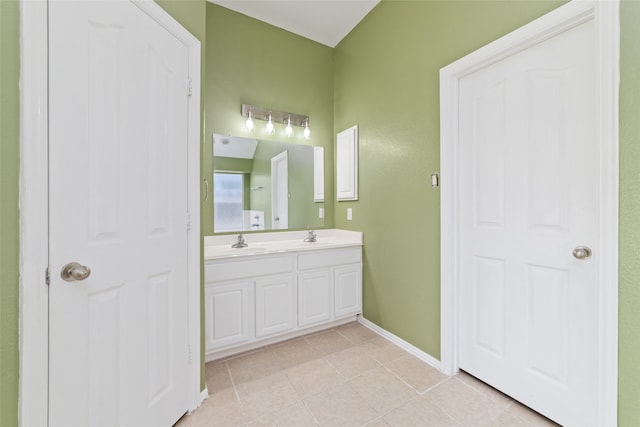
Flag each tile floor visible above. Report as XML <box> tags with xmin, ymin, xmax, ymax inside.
<box><xmin>176</xmin><ymin>322</ymin><xmax>558</xmax><ymax>427</ymax></box>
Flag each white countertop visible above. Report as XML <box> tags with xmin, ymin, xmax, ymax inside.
<box><xmin>204</xmin><ymin>229</ymin><xmax>363</xmax><ymax>260</ymax></box>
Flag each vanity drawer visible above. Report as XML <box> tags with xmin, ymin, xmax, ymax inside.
<box><xmin>206</xmin><ymin>255</ymin><xmax>294</xmax><ymax>283</ymax></box>
<box><xmin>297</xmin><ymin>247</ymin><xmax>361</xmax><ymax>271</ymax></box>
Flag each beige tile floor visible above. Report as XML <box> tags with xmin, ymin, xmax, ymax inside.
<box><xmin>176</xmin><ymin>322</ymin><xmax>558</xmax><ymax>427</ymax></box>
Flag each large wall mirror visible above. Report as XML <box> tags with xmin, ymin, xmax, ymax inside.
<box><xmin>213</xmin><ymin>134</ymin><xmax>325</xmax><ymax>233</ymax></box>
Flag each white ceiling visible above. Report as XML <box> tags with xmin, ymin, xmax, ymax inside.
<box><xmin>213</xmin><ymin>134</ymin><xmax>259</xmax><ymax>159</ymax></box>
<box><xmin>209</xmin><ymin>0</ymin><xmax>380</xmax><ymax>48</ymax></box>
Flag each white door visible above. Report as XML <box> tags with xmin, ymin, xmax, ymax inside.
<box><xmin>49</xmin><ymin>1</ymin><xmax>191</xmax><ymax>426</ymax></box>
<box><xmin>271</xmin><ymin>151</ymin><xmax>289</xmax><ymax>229</ymax></box>
<box><xmin>458</xmin><ymin>19</ymin><xmax>598</xmax><ymax>426</ymax></box>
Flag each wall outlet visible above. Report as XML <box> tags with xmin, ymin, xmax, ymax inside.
<box><xmin>347</xmin><ymin>208</ymin><xmax>353</xmax><ymax>221</ymax></box>
<box><xmin>319</xmin><ymin>207</ymin><xmax>324</xmax><ymax>219</ymax></box>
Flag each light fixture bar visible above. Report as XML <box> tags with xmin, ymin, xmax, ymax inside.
<box><xmin>241</xmin><ymin>103</ymin><xmax>309</xmax><ymax>128</ymax></box>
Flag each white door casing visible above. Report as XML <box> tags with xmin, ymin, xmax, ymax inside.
<box><xmin>440</xmin><ymin>1</ymin><xmax>618</xmax><ymax>426</ymax></box>
<box><xmin>271</xmin><ymin>151</ymin><xmax>289</xmax><ymax>229</ymax></box>
<box><xmin>19</xmin><ymin>1</ymin><xmax>203</xmax><ymax>425</ymax></box>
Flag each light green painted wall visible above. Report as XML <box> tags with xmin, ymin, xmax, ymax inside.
<box><xmin>334</xmin><ymin>0</ymin><xmax>640</xmax><ymax>423</ymax></box>
<box><xmin>2</xmin><ymin>0</ymin><xmax>640</xmax><ymax>424</ymax></box>
<box><xmin>205</xmin><ymin>3</ymin><xmax>334</xmax><ymax>235</ymax></box>
<box><xmin>333</xmin><ymin>0</ymin><xmax>566</xmax><ymax>358</ymax></box>
<box><xmin>215</xmin><ymin>157</ymin><xmax>254</xmax><ymax>173</ymax></box>
<box><xmin>618</xmin><ymin>0</ymin><xmax>640</xmax><ymax>423</ymax></box>
<box><xmin>0</xmin><ymin>0</ymin><xmax>20</xmax><ymax>425</ymax></box>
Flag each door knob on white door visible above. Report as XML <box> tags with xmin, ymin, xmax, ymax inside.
<box><xmin>60</xmin><ymin>262</ymin><xmax>91</xmax><ymax>282</ymax></box>
<box><xmin>572</xmin><ymin>246</ymin><xmax>592</xmax><ymax>260</ymax></box>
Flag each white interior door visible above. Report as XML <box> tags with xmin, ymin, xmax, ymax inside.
<box><xmin>49</xmin><ymin>1</ymin><xmax>191</xmax><ymax>426</ymax></box>
<box><xmin>271</xmin><ymin>151</ymin><xmax>289</xmax><ymax>229</ymax></box>
<box><xmin>458</xmin><ymin>19</ymin><xmax>598</xmax><ymax>426</ymax></box>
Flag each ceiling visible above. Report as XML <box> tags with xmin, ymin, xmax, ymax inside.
<box><xmin>209</xmin><ymin>0</ymin><xmax>380</xmax><ymax>48</ymax></box>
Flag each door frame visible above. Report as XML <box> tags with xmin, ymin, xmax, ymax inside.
<box><xmin>18</xmin><ymin>1</ymin><xmax>203</xmax><ymax>425</ymax></box>
<box><xmin>439</xmin><ymin>1</ymin><xmax>619</xmax><ymax>425</ymax></box>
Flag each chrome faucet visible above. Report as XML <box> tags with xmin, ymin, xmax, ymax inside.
<box><xmin>304</xmin><ymin>230</ymin><xmax>317</xmax><ymax>243</ymax></box>
<box><xmin>231</xmin><ymin>234</ymin><xmax>248</xmax><ymax>248</ymax></box>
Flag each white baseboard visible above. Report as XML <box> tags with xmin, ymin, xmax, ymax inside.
<box><xmin>189</xmin><ymin>388</ymin><xmax>208</xmax><ymax>414</ymax></box>
<box><xmin>205</xmin><ymin>316</ymin><xmax>357</xmax><ymax>362</ymax></box>
<box><xmin>358</xmin><ymin>316</ymin><xmax>442</xmax><ymax>372</ymax></box>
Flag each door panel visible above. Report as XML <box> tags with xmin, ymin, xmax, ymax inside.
<box><xmin>459</xmin><ymin>19</ymin><xmax>597</xmax><ymax>426</ymax></box>
<box><xmin>48</xmin><ymin>1</ymin><xmax>190</xmax><ymax>426</ymax></box>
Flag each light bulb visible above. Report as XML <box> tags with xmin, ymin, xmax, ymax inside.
<box><xmin>285</xmin><ymin>116</ymin><xmax>293</xmax><ymax>137</ymax></box>
<box><xmin>303</xmin><ymin>120</ymin><xmax>311</xmax><ymax>139</ymax></box>
<box><xmin>265</xmin><ymin>114</ymin><xmax>274</xmax><ymax>135</ymax></box>
<box><xmin>245</xmin><ymin>111</ymin><xmax>255</xmax><ymax>131</ymax></box>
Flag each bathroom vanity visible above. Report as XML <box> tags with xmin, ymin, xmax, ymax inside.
<box><xmin>204</xmin><ymin>229</ymin><xmax>363</xmax><ymax>361</ymax></box>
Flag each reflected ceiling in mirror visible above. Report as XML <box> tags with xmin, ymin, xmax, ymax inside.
<box><xmin>213</xmin><ymin>134</ymin><xmax>325</xmax><ymax>233</ymax></box>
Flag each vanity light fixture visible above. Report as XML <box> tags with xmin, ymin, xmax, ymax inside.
<box><xmin>285</xmin><ymin>116</ymin><xmax>294</xmax><ymax>137</ymax></box>
<box><xmin>245</xmin><ymin>110</ymin><xmax>255</xmax><ymax>132</ymax></box>
<box><xmin>265</xmin><ymin>113</ymin><xmax>275</xmax><ymax>135</ymax></box>
<box><xmin>303</xmin><ymin>119</ymin><xmax>311</xmax><ymax>139</ymax></box>
<box><xmin>240</xmin><ymin>103</ymin><xmax>310</xmax><ymax>138</ymax></box>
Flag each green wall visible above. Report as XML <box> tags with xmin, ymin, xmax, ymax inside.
<box><xmin>2</xmin><ymin>0</ymin><xmax>640</xmax><ymax>424</ymax></box>
<box><xmin>0</xmin><ymin>0</ymin><xmax>20</xmax><ymax>425</ymax></box>
<box><xmin>205</xmin><ymin>3</ymin><xmax>335</xmax><ymax>235</ymax></box>
<box><xmin>618</xmin><ymin>0</ymin><xmax>640</xmax><ymax>423</ymax></box>
<box><xmin>333</xmin><ymin>0</ymin><xmax>566</xmax><ymax>358</ymax></box>
<box><xmin>334</xmin><ymin>0</ymin><xmax>640</xmax><ymax>422</ymax></box>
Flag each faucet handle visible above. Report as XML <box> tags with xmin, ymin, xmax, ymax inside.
<box><xmin>304</xmin><ymin>229</ymin><xmax>317</xmax><ymax>242</ymax></box>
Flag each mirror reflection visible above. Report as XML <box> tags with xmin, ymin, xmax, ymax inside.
<box><xmin>213</xmin><ymin>134</ymin><xmax>325</xmax><ymax>233</ymax></box>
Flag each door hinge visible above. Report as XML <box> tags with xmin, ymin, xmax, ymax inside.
<box><xmin>187</xmin><ymin>78</ymin><xmax>193</xmax><ymax>97</ymax></box>
<box><xmin>45</xmin><ymin>267</ymin><xmax>50</xmax><ymax>286</ymax></box>
<box><xmin>188</xmin><ymin>344</ymin><xmax>193</xmax><ymax>364</ymax></box>
<box><xmin>185</xmin><ymin>211</ymin><xmax>192</xmax><ymax>230</ymax></box>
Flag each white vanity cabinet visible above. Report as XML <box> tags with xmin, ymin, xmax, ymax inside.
<box><xmin>204</xmin><ymin>254</ymin><xmax>294</xmax><ymax>352</ymax></box>
<box><xmin>204</xmin><ymin>281</ymin><xmax>252</xmax><ymax>350</ymax></box>
<box><xmin>255</xmin><ymin>274</ymin><xmax>296</xmax><ymax>338</ymax></box>
<box><xmin>204</xmin><ymin>234</ymin><xmax>362</xmax><ymax>361</ymax></box>
<box><xmin>298</xmin><ymin>270</ymin><xmax>332</xmax><ymax>327</ymax></box>
<box><xmin>334</xmin><ymin>264</ymin><xmax>363</xmax><ymax>317</ymax></box>
<box><xmin>298</xmin><ymin>247</ymin><xmax>362</xmax><ymax>326</ymax></box>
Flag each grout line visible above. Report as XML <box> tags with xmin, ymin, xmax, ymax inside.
<box><xmin>224</xmin><ymin>360</ymin><xmax>242</xmax><ymax>405</ymax></box>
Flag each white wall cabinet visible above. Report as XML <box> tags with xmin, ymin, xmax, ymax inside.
<box><xmin>204</xmin><ymin>246</ymin><xmax>362</xmax><ymax>360</ymax></box>
<box><xmin>336</xmin><ymin>125</ymin><xmax>358</xmax><ymax>201</ymax></box>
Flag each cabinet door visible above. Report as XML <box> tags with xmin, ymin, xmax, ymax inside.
<box><xmin>336</xmin><ymin>125</ymin><xmax>358</xmax><ymax>201</ymax></box>
<box><xmin>204</xmin><ymin>282</ymin><xmax>252</xmax><ymax>351</ymax></box>
<box><xmin>334</xmin><ymin>264</ymin><xmax>362</xmax><ymax>318</ymax></box>
<box><xmin>298</xmin><ymin>270</ymin><xmax>332</xmax><ymax>327</ymax></box>
<box><xmin>255</xmin><ymin>275</ymin><xmax>295</xmax><ymax>338</ymax></box>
